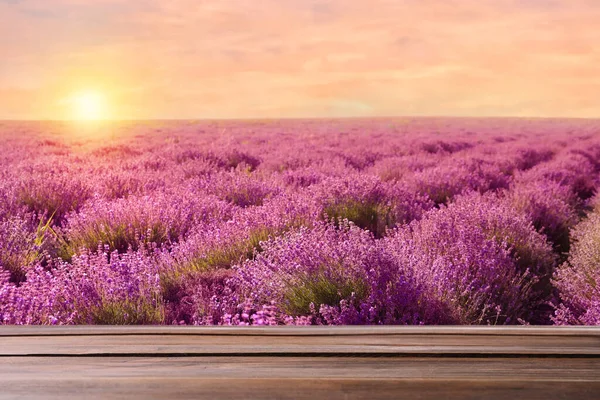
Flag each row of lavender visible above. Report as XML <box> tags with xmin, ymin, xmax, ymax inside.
<box><xmin>1</xmin><ymin>118</ymin><xmax>599</xmax><ymax>325</ymax></box>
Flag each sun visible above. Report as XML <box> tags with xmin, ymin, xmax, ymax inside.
<box><xmin>67</xmin><ymin>91</ymin><xmax>108</xmax><ymax>121</ymax></box>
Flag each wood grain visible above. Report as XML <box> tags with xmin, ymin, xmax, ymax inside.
<box><xmin>1</xmin><ymin>327</ymin><xmax>599</xmax><ymax>399</ymax></box>
<box><xmin>2</xmin><ymin>326</ymin><xmax>600</xmax><ymax>356</ymax></box>
<box><xmin>2</xmin><ymin>325</ymin><xmax>599</xmax><ymax>336</ymax></box>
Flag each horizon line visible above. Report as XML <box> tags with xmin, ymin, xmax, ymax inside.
<box><xmin>1</xmin><ymin>115</ymin><xmax>599</xmax><ymax>123</ymax></box>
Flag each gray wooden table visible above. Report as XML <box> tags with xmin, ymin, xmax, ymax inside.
<box><xmin>1</xmin><ymin>326</ymin><xmax>599</xmax><ymax>399</ymax></box>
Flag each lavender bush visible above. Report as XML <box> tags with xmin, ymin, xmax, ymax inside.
<box><xmin>552</xmin><ymin>210</ymin><xmax>600</xmax><ymax>325</ymax></box>
<box><xmin>385</xmin><ymin>192</ymin><xmax>555</xmax><ymax>325</ymax></box>
<box><xmin>226</xmin><ymin>222</ymin><xmax>445</xmax><ymax>326</ymax></box>
<box><xmin>1</xmin><ymin>118</ymin><xmax>600</xmax><ymax>325</ymax></box>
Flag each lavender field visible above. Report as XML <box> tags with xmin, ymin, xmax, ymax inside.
<box><xmin>1</xmin><ymin>117</ymin><xmax>600</xmax><ymax>326</ymax></box>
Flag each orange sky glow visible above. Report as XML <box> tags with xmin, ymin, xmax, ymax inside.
<box><xmin>0</xmin><ymin>0</ymin><xmax>599</xmax><ymax>120</ymax></box>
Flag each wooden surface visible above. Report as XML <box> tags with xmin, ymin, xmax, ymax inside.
<box><xmin>1</xmin><ymin>326</ymin><xmax>600</xmax><ymax>399</ymax></box>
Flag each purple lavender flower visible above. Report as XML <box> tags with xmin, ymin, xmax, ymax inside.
<box><xmin>1</xmin><ymin>118</ymin><xmax>599</xmax><ymax>325</ymax></box>
<box><xmin>552</xmin><ymin>211</ymin><xmax>600</xmax><ymax>325</ymax></box>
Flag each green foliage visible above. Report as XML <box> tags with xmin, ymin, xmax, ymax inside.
<box><xmin>426</xmin><ymin>187</ymin><xmax>454</xmax><ymax>206</ymax></box>
<box><xmin>65</xmin><ymin>221</ymin><xmax>172</xmax><ymax>258</ymax></box>
<box><xmin>2</xmin><ymin>254</ymin><xmax>28</xmax><ymax>284</ymax></box>
<box><xmin>159</xmin><ymin>270</ymin><xmax>186</xmax><ymax>304</ymax></box>
<box><xmin>79</xmin><ymin>297</ymin><xmax>165</xmax><ymax>325</ymax></box>
<box><xmin>191</xmin><ymin>228</ymin><xmax>273</xmax><ymax>271</ymax></box>
<box><xmin>282</xmin><ymin>272</ymin><xmax>369</xmax><ymax>317</ymax></box>
<box><xmin>322</xmin><ymin>200</ymin><xmax>393</xmax><ymax>238</ymax></box>
<box><xmin>482</xmin><ymin>223</ymin><xmax>554</xmax><ymax>276</ymax></box>
<box><xmin>160</xmin><ymin>227</ymin><xmax>277</xmax><ymax>302</ymax></box>
<box><xmin>2</xmin><ymin>214</ymin><xmax>56</xmax><ymax>284</ymax></box>
<box><xmin>17</xmin><ymin>185</ymin><xmax>89</xmax><ymax>225</ymax></box>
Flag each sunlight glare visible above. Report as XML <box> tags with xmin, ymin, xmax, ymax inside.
<box><xmin>68</xmin><ymin>91</ymin><xmax>107</xmax><ymax>121</ymax></box>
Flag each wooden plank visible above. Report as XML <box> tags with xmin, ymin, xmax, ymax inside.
<box><xmin>2</xmin><ymin>325</ymin><xmax>599</xmax><ymax>336</ymax></box>
<box><xmin>1</xmin><ymin>356</ymin><xmax>600</xmax><ymax>400</ymax></box>
<box><xmin>2</xmin><ymin>327</ymin><xmax>599</xmax><ymax>399</ymax></box>
<box><xmin>2</xmin><ymin>327</ymin><xmax>600</xmax><ymax>356</ymax></box>
<box><xmin>4</xmin><ymin>356</ymin><xmax>600</xmax><ymax>380</ymax></box>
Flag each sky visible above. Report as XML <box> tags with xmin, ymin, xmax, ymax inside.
<box><xmin>0</xmin><ymin>0</ymin><xmax>599</xmax><ymax>120</ymax></box>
